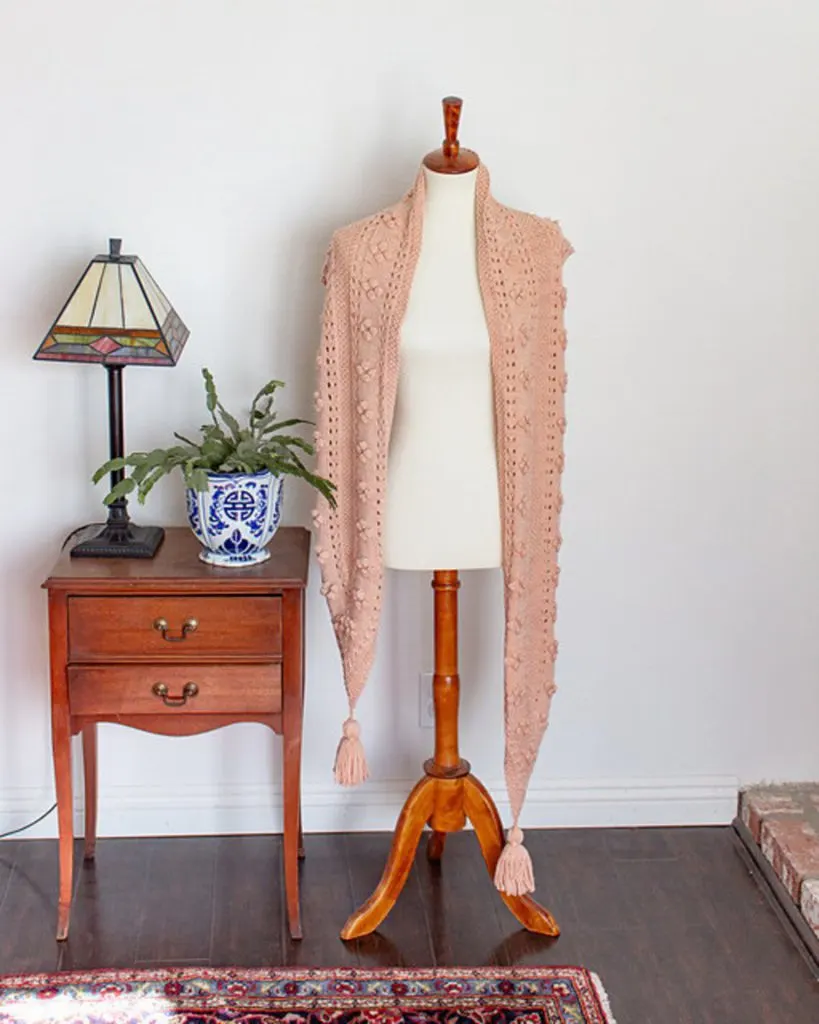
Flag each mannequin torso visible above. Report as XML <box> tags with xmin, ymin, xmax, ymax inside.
<box><xmin>383</xmin><ymin>166</ymin><xmax>502</xmax><ymax>570</ymax></box>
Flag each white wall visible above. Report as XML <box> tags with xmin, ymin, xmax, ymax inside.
<box><xmin>2</xmin><ymin>0</ymin><xmax>818</xmax><ymax>839</ymax></box>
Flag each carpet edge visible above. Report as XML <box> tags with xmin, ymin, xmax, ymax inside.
<box><xmin>590</xmin><ymin>972</ymin><xmax>617</xmax><ymax>1024</ymax></box>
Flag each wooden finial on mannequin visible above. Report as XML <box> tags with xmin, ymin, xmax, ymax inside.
<box><xmin>423</xmin><ymin>96</ymin><xmax>480</xmax><ymax>174</ymax></box>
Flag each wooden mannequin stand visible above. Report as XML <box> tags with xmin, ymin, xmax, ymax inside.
<box><xmin>341</xmin><ymin>98</ymin><xmax>559</xmax><ymax>941</ymax></box>
<box><xmin>340</xmin><ymin>570</ymin><xmax>559</xmax><ymax>939</ymax></box>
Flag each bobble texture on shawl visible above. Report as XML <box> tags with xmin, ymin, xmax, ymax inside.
<box><xmin>314</xmin><ymin>164</ymin><xmax>572</xmax><ymax>893</ymax></box>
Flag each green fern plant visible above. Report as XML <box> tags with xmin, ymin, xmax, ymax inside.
<box><xmin>93</xmin><ymin>368</ymin><xmax>336</xmax><ymax>507</ymax></box>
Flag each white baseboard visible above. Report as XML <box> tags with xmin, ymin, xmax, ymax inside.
<box><xmin>0</xmin><ymin>774</ymin><xmax>738</xmax><ymax>840</ymax></box>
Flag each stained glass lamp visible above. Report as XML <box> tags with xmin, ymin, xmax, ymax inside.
<box><xmin>34</xmin><ymin>238</ymin><xmax>189</xmax><ymax>558</ymax></box>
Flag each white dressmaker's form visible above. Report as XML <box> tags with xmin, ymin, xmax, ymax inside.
<box><xmin>342</xmin><ymin>97</ymin><xmax>558</xmax><ymax>943</ymax></box>
<box><xmin>383</xmin><ymin>165</ymin><xmax>501</xmax><ymax>570</ymax></box>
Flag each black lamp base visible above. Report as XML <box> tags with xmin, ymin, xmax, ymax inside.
<box><xmin>71</xmin><ymin>523</ymin><xmax>165</xmax><ymax>559</ymax></box>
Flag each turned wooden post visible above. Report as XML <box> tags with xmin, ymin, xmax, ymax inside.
<box><xmin>427</xmin><ymin>571</ymin><xmax>468</xmax><ymax>777</ymax></box>
<box><xmin>427</xmin><ymin>571</ymin><xmax>468</xmax><ymax>845</ymax></box>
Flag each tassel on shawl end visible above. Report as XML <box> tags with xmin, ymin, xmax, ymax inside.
<box><xmin>494</xmin><ymin>826</ymin><xmax>535</xmax><ymax>896</ymax></box>
<box><xmin>333</xmin><ymin>717</ymin><xmax>369</xmax><ymax>787</ymax></box>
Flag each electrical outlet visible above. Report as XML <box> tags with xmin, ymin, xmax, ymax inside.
<box><xmin>418</xmin><ymin>672</ymin><xmax>435</xmax><ymax>728</ymax></box>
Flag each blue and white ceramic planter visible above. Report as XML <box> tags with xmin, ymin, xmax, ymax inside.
<box><xmin>186</xmin><ymin>470</ymin><xmax>283</xmax><ymax>567</ymax></box>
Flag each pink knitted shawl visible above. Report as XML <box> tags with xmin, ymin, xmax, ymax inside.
<box><xmin>313</xmin><ymin>164</ymin><xmax>572</xmax><ymax>890</ymax></box>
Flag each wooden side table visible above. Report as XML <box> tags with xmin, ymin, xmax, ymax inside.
<box><xmin>43</xmin><ymin>526</ymin><xmax>310</xmax><ymax>941</ymax></box>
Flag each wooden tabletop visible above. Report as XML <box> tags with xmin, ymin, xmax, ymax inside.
<box><xmin>44</xmin><ymin>526</ymin><xmax>311</xmax><ymax>593</ymax></box>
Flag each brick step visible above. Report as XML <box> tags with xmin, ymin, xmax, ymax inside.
<box><xmin>740</xmin><ymin>784</ymin><xmax>819</xmax><ymax>940</ymax></box>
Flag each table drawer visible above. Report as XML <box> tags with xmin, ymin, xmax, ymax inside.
<box><xmin>68</xmin><ymin>595</ymin><xmax>282</xmax><ymax>661</ymax></box>
<box><xmin>68</xmin><ymin>663</ymin><xmax>282</xmax><ymax>716</ymax></box>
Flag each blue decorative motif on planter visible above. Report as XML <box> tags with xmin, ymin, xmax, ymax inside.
<box><xmin>186</xmin><ymin>489</ymin><xmax>201</xmax><ymax>534</ymax></box>
<box><xmin>222</xmin><ymin>490</ymin><xmax>257</xmax><ymax>522</ymax></box>
<box><xmin>186</xmin><ymin>471</ymin><xmax>283</xmax><ymax>567</ymax></box>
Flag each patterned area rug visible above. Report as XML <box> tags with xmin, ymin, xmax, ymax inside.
<box><xmin>0</xmin><ymin>966</ymin><xmax>616</xmax><ymax>1023</ymax></box>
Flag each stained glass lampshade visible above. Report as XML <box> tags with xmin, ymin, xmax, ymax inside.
<box><xmin>34</xmin><ymin>238</ymin><xmax>188</xmax><ymax>367</ymax></box>
<box><xmin>34</xmin><ymin>238</ymin><xmax>189</xmax><ymax>558</ymax></box>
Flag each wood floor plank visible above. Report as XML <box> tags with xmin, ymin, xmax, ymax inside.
<box><xmin>133</xmin><ymin>837</ymin><xmax>218</xmax><ymax>965</ymax></box>
<box><xmin>653</xmin><ymin>922</ymin><xmax>753</xmax><ymax>1003</ymax></box>
<box><xmin>613</xmin><ymin>856</ymin><xmax>705</xmax><ymax>930</ymax></box>
<box><xmin>0</xmin><ymin>841</ymin><xmax>17</xmax><ymax>916</ymax></box>
<box><xmin>210</xmin><ymin>835</ymin><xmax>283</xmax><ymax>967</ymax></box>
<box><xmin>523</xmin><ymin>829</ymin><xmax>590</xmax><ymax>934</ymax></box>
<box><xmin>581</xmin><ymin>927</ymin><xmax>692</xmax><ymax>1024</ymax></box>
<box><xmin>669</xmin><ymin>827</ymin><xmax>818</xmax><ymax>989</ymax></box>
<box><xmin>282</xmin><ymin>833</ymin><xmax>357</xmax><ymax>968</ymax></box>
<box><xmin>492</xmin><ymin>926</ymin><xmax>582</xmax><ymax>969</ymax></box>
<box><xmin>58</xmin><ymin>839</ymin><xmax>150</xmax><ymax>970</ymax></box>
<box><xmin>537</xmin><ymin>828</ymin><xmax>638</xmax><ymax>933</ymax></box>
<box><xmin>0</xmin><ymin>840</ymin><xmax>64</xmax><ymax>974</ymax></box>
<box><xmin>413</xmin><ymin>831</ymin><xmax>508</xmax><ymax>966</ymax></box>
<box><xmin>702</xmin><ymin>984</ymin><xmax>819</xmax><ymax>1024</ymax></box>
<box><xmin>603</xmin><ymin>825</ymin><xmax>678</xmax><ymax>861</ymax></box>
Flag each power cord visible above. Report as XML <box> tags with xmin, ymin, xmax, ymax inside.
<box><xmin>0</xmin><ymin>524</ymin><xmax>104</xmax><ymax>841</ymax></box>
<box><xmin>0</xmin><ymin>802</ymin><xmax>57</xmax><ymax>839</ymax></box>
<box><xmin>61</xmin><ymin>522</ymin><xmax>105</xmax><ymax>550</ymax></box>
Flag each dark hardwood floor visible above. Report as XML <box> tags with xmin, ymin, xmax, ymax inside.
<box><xmin>0</xmin><ymin>827</ymin><xmax>817</xmax><ymax>1022</ymax></box>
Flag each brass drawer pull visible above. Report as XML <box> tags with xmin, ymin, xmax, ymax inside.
<box><xmin>152</xmin><ymin>681</ymin><xmax>199</xmax><ymax>707</ymax></box>
<box><xmin>153</xmin><ymin>617</ymin><xmax>198</xmax><ymax>642</ymax></box>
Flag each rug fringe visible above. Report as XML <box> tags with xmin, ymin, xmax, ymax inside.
<box><xmin>590</xmin><ymin>971</ymin><xmax>617</xmax><ymax>1024</ymax></box>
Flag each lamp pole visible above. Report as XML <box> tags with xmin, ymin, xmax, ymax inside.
<box><xmin>71</xmin><ymin>365</ymin><xmax>165</xmax><ymax>558</ymax></box>
<box><xmin>105</xmin><ymin>364</ymin><xmax>130</xmax><ymax>536</ymax></box>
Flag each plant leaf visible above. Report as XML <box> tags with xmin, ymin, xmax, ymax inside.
<box><xmin>251</xmin><ymin>379</ymin><xmax>285</xmax><ymax>416</ymax></box>
<box><xmin>262</xmin><ymin>455</ymin><xmax>337</xmax><ymax>508</ymax></box>
<box><xmin>262</xmin><ymin>417</ymin><xmax>314</xmax><ymax>434</ymax></box>
<box><xmin>202</xmin><ymin>367</ymin><xmax>218</xmax><ymax>420</ymax></box>
<box><xmin>102</xmin><ymin>476</ymin><xmax>136</xmax><ymax>505</ymax></box>
<box><xmin>216</xmin><ymin>401</ymin><xmax>242</xmax><ymax>441</ymax></box>
<box><xmin>174</xmin><ymin>431</ymin><xmax>200</xmax><ymax>447</ymax></box>
<box><xmin>270</xmin><ymin>434</ymin><xmax>314</xmax><ymax>454</ymax></box>
<box><xmin>251</xmin><ymin>396</ymin><xmax>273</xmax><ymax>424</ymax></box>
<box><xmin>187</xmin><ymin>467</ymin><xmax>208</xmax><ymax>491</ymax></box>
<box><xmin>136</xmin><ymin>465</ymin><xmax>170</xmax><ymax>504</ymax></box>
<box><xmin>92</xmin><ymin>457</ymin><xmax>128</xmax><ymax>484</ymax></box>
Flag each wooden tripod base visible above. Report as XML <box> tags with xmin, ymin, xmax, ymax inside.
<box><xmin>340</xmin><ymin>769</ymin><xmax>559</xmax><ymax>940</ymax></box>
<box><xmin>340</xmin><ymin>570</ymin><xmax>559</xmax><ymax>942</ymax></box>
